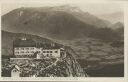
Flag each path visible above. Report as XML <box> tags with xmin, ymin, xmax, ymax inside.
<box><xmin>40</xmin><ymin>58</ymin><xmax>59</xmax><ymax>71</ymax></box>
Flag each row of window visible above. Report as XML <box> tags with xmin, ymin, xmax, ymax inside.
<box><xmin>15</xmin><ymin>53</ymin><xmax>59</xmax><ymax>57</ymax></box>
<box><xmin>15</xmin><ymin>51</ymin><xmax>58</xmax><ymax>54</ymax></box>
<box><xmin>15</xmin><ymin>49</ymin><xmax>58</xmax><ymax>53</ymax></box>
<box><xmin>43</xmin><ymin>51</ymin><xmax>58</xmax><ymax>53</ymax></box>
<box><xmin>15</xmin><ymin>51</ymin><xmax>35</xmax><ymax>54</ymax></box>
<box><xmin>45</xmin><ymin>54</ymin><xmax>52</xmax><ymax>57</ymax></box>
<box><xmin>15</xmin><ymin>55</ymin><xmax>33</xmax><ymax>57</ymax></box>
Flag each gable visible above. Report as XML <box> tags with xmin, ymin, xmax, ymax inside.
<box><xmin>12</xmin><ymin>65</ymin><xmax>20</xmax><ymax>72</ymax></box>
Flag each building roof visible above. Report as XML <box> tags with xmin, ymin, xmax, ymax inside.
<box><xmin>13</xmin><ymin>38</ymin><xmax>36</xmax><ymax>47</ymax></box>
<box><xmin>13</xmin><ymin>38</ymin><xmax>62</xmax><ymax>49</ymax></box>
<box><xmin>11</xmin><ymin>65</ymin><xmax>20</xmax><ymax>71</ymax></box>
<box><xmin>36</xmin><ymin>43</ymin><xmax>61</xmax><ymax>49</ymax></box>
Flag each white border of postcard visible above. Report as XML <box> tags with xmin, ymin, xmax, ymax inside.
<box><xmin>0</xmin><ymin>0</ymin><xmax>128</xmax><ymax>82</ymax></box>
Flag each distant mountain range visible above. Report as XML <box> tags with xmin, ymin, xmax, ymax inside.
<box><xmin>97</xmin><ymin>12</ymin><xmax>124</xmax><ymax>24</ymax></box>
<box><xmin>2</xmin><ymin>5</ymin><xmax>123</xmax><ymax>40</ymax></box>
<box><xmin>50</xmin><ymin>5</ymin><xmax>111</xmax><ymax>27</ymax></box>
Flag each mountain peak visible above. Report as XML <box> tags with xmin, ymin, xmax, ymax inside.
<box><xmin>2</xmin><ymin>5</ymin><xmax>113</xmax><ymax>40</ymax></box>
<box><xmin>50</xmin><ymin>4</ymin><xmax>83</xmax><ymax>13</ymax></box>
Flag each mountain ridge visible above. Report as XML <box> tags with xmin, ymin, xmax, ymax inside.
<box><xmin>97</xmin><ymin>11</ymin><xmax>123</xmax><ymax>24</ymax></box>
<box><xmin>2</xmin><ymin>6</ymin><xmax>123</xmax><ymax>41</ymax></box>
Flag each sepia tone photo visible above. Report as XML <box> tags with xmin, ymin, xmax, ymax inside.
<box><xmin>1</xmin><ymin>1</ymin><xmax>124</xmax><ymax>78</ymax></box>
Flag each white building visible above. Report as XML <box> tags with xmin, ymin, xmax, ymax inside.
<box><xmin>42</xmin><ymin>49</ymin><xmax>61</xmax><ymax>58</ymax></box>
<box><xmin>11</xmin><ymin>65</ymin><xmax>20</xmax><ymax>77</ymax></box>
<box><xmin>35</xmin><ymin>43</ymin><xmax>62</xmax><ymax>58</ymax></box>
<box><xmin>13</xmin><ymin>38</ymin><xmax>36</xmax><ymax>58</ymax></box>
<box><xmin>36</xmin><ymin>47</ymin><xmax>66</xmax><ymax>59</ymax></box>
<box><xmin>13</xmin><ymin>38</ymin><xmax>66</xmax><ymax>59</ymax></box>
<box><xmin>14</xmin><ymin>47</ymin><xmax>37</xmax><ymax>57</ymax></box>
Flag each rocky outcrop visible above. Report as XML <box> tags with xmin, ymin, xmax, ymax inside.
<box><xmin>2</xmin><ymin>53</ymin><xmax>87</xmax><ymax>77</ymax></box>
<box><xmin>38</xmin><ymin>53</ymin><xmax>86</xmax><ymax>77</ymax></box>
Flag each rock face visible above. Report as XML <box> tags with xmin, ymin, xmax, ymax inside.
<box><xmin>39</xmin><ymin>53</ymin><xmax>86</xmax><ymax>77</ymax></box>
<box><xmin>63</xmin><ymin>52</ymin><xmax>86</xmax><ymax>77</ymax></box>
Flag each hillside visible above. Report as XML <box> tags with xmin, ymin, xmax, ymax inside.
<box><xmin>50</xmin><ymin>5</ymin><xmax>111</xmax><ymax>27</ymax></box>
<box><xmin>97</xmin><ymin>12</ymin><xmax>124</xmax><ymax>24</ymax></box>
<box><xmin>2</xmin><ymin>30</ymin><xmax>124</xmax><ymax>77</ymax></box>
<box><xmin>2</xmin><ymin>30</ymin><xmax>86</xmax><ymax>77</ymax></box>
<box><xmin>2</xmin><ymin>30</ymin><xmax>62</xmax><ymax>56</ymax></box>
<box><xmin>1</xmin><ymin>9</ymin><xmax>93</xmax><ymax>39</ymax></box>
<box><xmin>2</xmin><ymin>5</ymin><xmax>111</xmax><ymax>30</ymax></box>
<box><xmin>2</xmin><ymin>7</ymin><xmax>123</xmax><ymax>42</ymax></box>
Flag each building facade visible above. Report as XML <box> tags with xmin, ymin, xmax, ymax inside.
<box><xmin>42</xmin><ymin>49</ymin><xmax>61</xmax><ymax>58</ymax></box>
<box><xmin>13</xmin><ymin>38</ymin><xmax>36</xmax><ymax>58</ymax></box>
<box><xmin>14</xmin><ymin>47</ymin><xmax>37</xmax><ymax>58</ymax></box>
<box><xmin>13</xmin><ymin>38</ymin><xmax>65</xmax><ymax>59</ymax></box>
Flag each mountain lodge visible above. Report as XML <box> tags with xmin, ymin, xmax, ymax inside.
<box><xmin>13</xmin><ymin>37</ymin><xmax>66</xmax><ymax>59</ymax></box>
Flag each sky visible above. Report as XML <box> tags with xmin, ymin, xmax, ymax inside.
<box><xmin>1</xmin><ymin>0</ymin><xmax>124</xmax><ymax>16</ymax></box>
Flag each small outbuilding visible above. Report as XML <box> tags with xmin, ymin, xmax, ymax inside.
<box><xmin>11</xmin><ymin>65</ymin><xmax>20</xmax><ymax>77</ymax></box>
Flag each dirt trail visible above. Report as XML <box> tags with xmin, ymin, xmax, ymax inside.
<box><xmin>40</xmin><ymin>58</ymin><xmax>59</xmax><ymax>71</ymax></box>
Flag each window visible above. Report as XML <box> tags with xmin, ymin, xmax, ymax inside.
<box><xmin>47</xmin><ymin>51</ymin><xmax>49</xmax><ymax>53</ymax></box>
<box><xmin>50</xmin><ymin>51</ymin><xmax>52</xmax><ymax>53</ymax></box>
<box><xmin>26</xmin><ymin>51</ymin><xmax>29</xmax><ymax>53</ymax></box>
<box><xmin>21</xmin><ymin>51</ymin><xmax>24</xmax><ymax>53</ymax></box>
<box><xmin>20</xmin><ymin>48</ymin><xmax>24</xmax><ymax>50</ymax></box>
<box><xmin>55</xmin><ymin>51</ymin><xmax>58</xmax><ymax>53</ymax></box>
<box><xmin>50</xmin><ymin>54</ymin><xmax>52</xmax><ymax>56</ymax></box>
<box><xmin>15</xmin><ymin>48</ymin><xmax>19</xmax><ymax>50</ymax></box>
<box><xmin>47</xmin><ymin>54</ymin><xmax>49</xmax><ymax>57</ymax></box>
<box><xmin>43</xmin><ymin>51</ymin><xmax>46</xmax><ymax>53</ymax></box>
<box><xmin>31</xmin><ymin>51</ymin><xmax>34</xmax><ymax>53</ymax></box>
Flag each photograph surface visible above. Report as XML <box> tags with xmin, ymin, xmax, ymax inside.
<box><xmin>1</xmin><ymin>1</ymin><xmax>124</xmax><ymax>78</ymax></box>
